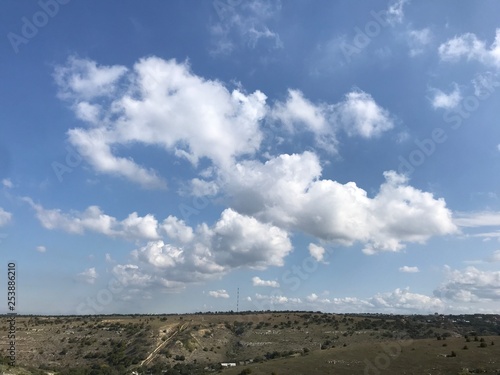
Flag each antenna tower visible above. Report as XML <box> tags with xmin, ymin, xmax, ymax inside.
<box><xmin>237</xmin><ymin>287</ymin><xmax>239</xmax><ymax>313</ymax></box>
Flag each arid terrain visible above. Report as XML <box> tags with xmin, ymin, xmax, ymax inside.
<box><xmin>0</xmin><ymin>312</ymin><xmax>499</xmax><ymax>374</ymax></box>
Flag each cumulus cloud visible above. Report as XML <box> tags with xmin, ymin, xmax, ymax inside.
<box><xmin>439</xmin><ymin>29</ymin><xmax>500</xmax><ymax>67</ymax></box>
<box><xmin>223</xmin><ymin>153</ymin><xmax>456</xmax><ymax>254</ymax></box>
<box><xmin>252</xmin><ymin>276</ymin><xmax>280</xmax><ymax>288</ymax></box>
<box><xmin>253</xmin><ymin>293</ymin><xmax>302</xmax><ymax>306</ymax></box>
<box><xmin>55</xmin><ymin>56</ymin><xmax>398</xmax><ymax>192</ymax></box>
<box><xmin>112</xmin><ymin>264</ymin><xmax>153</xmax><ymax>288</ymax></box>
<box><xmin>105</xmin><ymin>208</ymin><xmax>291</xmax><ymax>292</ymax></box>
<box><xmin>435</xmin><ymin>266</ymin><xmax>500</xmax><ymax>302</ymax></box>
<box><xmin>271</xmin><ymin>89</ymin><xmax>338</xmax><ymax>152</ymax></box>
<box><xmin>305</xmin><ymin>288</ymin><xmax>442</xmax><ymax>313</ymax></box>
<box><xmin>370</xmin><ymin>287</ymin><xmax>444</xmax><ymax>311</ymax></box>
<box><xmin>334</xmin><ymin>90</ymin><xmax>394</xmax><ymax>138</ymax></box>
<box><xmin>23</xmin><ymin>197</ymin><xmax>160</xmax><ymax>240</ymax></box>
<box><xmin>308</xmin><ymin>243</ymin><xmax>327</xmax><ymax>263</ymax></box>
<box><xmin>55</xmin><ymin>56</ymin><xmax>267</xmax><ymax>188</ymax></box>
<box><xmin>209</xmin><ymin>289</ymin><xmax>230</xmax><ymax>299</ymax></box>
<box><xmin>399</xmin><ymin>266</ymin><xmax>420</xmax><ymax>273</ymax></box>
<box><xmin>132</xmin><ymin>241</ymin><xmax>184</xmax><ymax>269</ymax></box>
<box><xmin>77</xmin><ymin>267</ymin><xmax>98</xmax><ymax>284</ymax></box>
<box><xmin>26</xmin><ymin>194</ymin><xmax>292</xmax><ymax>289</ymax></box>
<box><xmin>429</xmin><ymin>83</ymin><xmax>462</xmax><ymax>109</ymax></box>
<box><xmin>36</xmin><ymin>246</ymin><xmax>46</xmax><ymax>253</ymax></box>
<box><xmin>272</xmin><ymin>89</ymin><xmax>394</xmax><ymax>149</ymax></box>
<box><xmin>0</xmin><ymin>207</ymin><xmax>11</xmax><ymax>227</ymax></box>
<box><xmin>252</xmin><ymin>287</ymin><xmax>443</xmax><ymax>314</ymax></box>
<box><xmin>161</xmin><ymin>216</ymin><xmax>194</xmax><ymax>243</ymax></box>
<box><xmin>306</xmin><ymin>293</ymin><xmax>331</xmax><ymax>304</ymax></box>
<box><xmin>53</xmin><ymin>56</ymin><xmax>127</xmax><ymax>100</ymax></box>
<box><xmin>211</xmin><ymin>208</ymin><xmax>292</xmax><ymax>269</ymax></box>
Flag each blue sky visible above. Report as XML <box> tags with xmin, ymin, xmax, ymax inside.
<box><xmin>1</xmin><ymin>0</ymin><xmax>500</xmax><ymax>315</ymax></box>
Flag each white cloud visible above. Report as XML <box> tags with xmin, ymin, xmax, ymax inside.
<box><xmin>209</xmin><ymin>0</ymin><xmax>282</xmax><ymax>56</ymax></box>
<box><xmin>272</xmin><ymin>89</ymin><xmax>395</xmax><ymax>144</ymax></box>
<box><xmin>271</xmin><ymin>89</ymin><xmax>334</xmax><ymax>152</ymax></box>
<box><xmin>309</xmin><ymin>289</ymin><xmax>443</xmax><ymax>313</ymax></box>
<box><xmin>161</xmin><ymin>216</ymin><xmax>194</xmax><ymax>243</ymax></box>
<box><xmin>2</xmin><ymin>179</ymin><xmax>13</xmax><ymax>188</ymax></box>
<box><xmin>53</xmin><ymin>56</ymin><xmax>127</xmax><ymax>100</ymax></box>
<box><xmin>112</xmin><ymin>264</ymin><xmax>153</xmax><ymax>288</ymax></box>
<box><xmin>77</xmin><ymin>267</ymin><xmax>98</xmax><ymax>284</ymax></box>
<box><xmin>224</xmin><ymin>154</ymin><xmax>456</xmax><ymax>254</ymax></box>
<box><xmin>27</xmin><ymin>195</ymin><xmax>292</xmax><ymax>287</ymax></box>
<box><xmin>429</xmin><ymin>83</ymin><xmax>462</xmax><ymax>109</ymax></box>
<box><xmin>306</xmin><ymin>293</ymin><xmax>318</xmax><ymax>302</ymax></box>
<box><xmin>120</xmin><ymin>212</ymin><xmax>160</xmax><ymax>240</ymax></box>
<box><xmin>211</xmin><ymin>208</ymin><xmax>292</xmax><ymax>269</ymax></box>
<box><xmin>56</xmin><ymin>56</ymin><xmax>267</xmax><ymax>188</ymax></box>
<box><xmin>269</xmin><ymin>88</ymin><xmax>395</xmax><ymax>153</ymax></box>
<box><xmin>408</xmin><ymin>28</ymin><xmax>432</xmax><ymax>56</ymax></box>
<box><xmin>272</xmin><ymin>89</ymin><xmax>329</xmax><ymax>130</ymax></box>
<box><xmin>386</xmin><ymin>0</ymin><xmax>408</xmax><ymax>25</ymax></box>
<box><xmin>132</xmin><ymin>241</ymin><xmax>184</xmax><ymax>269</ymax></box>
<box><xmin>252</xmin><ymin>276</ymin><xmax>280</xmax><ymax>288</ymax></box>
<box><xmin>101</xmin><ymin>208</ymin><xmax>291</xmax><ymax>292</ymax></box>
<box><xmin>56</xmin><ymin>56</ymin><xmax>397</xmax><ymax>190</ymax></box>
<box><xmin>254</xmin><ymin>287</ymin><xmax>444</xmax><ymax>314</ymax></box>
<box><xmin>370</xmin><ymin>287</ymin><xmax>444</xmax><ymax>311</ymax></box>
<box><xmin>454</xmin><ymin>211</ymin><xmax>500</xmax><ymax>227</ymax></box>
<box><xmin>36</xmin><ymin>246</ymin><xmax>46</xmax><ymax>253</ymax></box>
<box><xmin>253</xmin><ymin>293</ymin><xmax>302</xmax><ymax>305</ymax></box>
<box><xmin>455</xmin><ymin>211</ymin><xmax>500</xmax><ymax>242</ymax></box>
<box><xmin>435</xmin><ymin>266</ymin><xmax>500</xmax><ymax>302</ymax></box>
<box><xmin>306</xmin><ymin>293</ymin><xmax>331</xmax><ymax>304</ymax></box>
<box><xmin>24</xmin><ymin>198</ymin><xmax>160</xmax><ymax>240</ymax></box>
<box><xmin>439</xmin><ymin>29</ymin><xmax>500</xmax><ymax>67</ymax></box>
<box><xmin>68</xmin><ymin>127</ymin><xmax>166</xmax><ymax>189</ymax></box>
<box><xmin>399</xmin><ymin>266</ymin><xmax>419</xmax><ymax>273</ymax></box>
<box><xmin>0</xmin><ymin>208</ymin><xmax>12</xmax><ymax>227</ymax></box>
<box><xmin>209</xmin><ymin>289</ymin><xmax>230</xmax><ymax>299</ymax></box>
<box><xmin>308</xmin><ymin>243</ymin><xmax>326</xmax><ymax>263</ymax></box>
<box><xmin>334</xmin><ymin>90</ymin><xmax>394</xmax><ymax>138</ymax></box>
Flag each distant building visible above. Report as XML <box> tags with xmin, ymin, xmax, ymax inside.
<box><xmin>221</xmin><ymin>362</ymin><xmax>237</xmax><ymax>367</ymax></box>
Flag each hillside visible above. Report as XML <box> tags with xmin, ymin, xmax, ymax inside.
<box><xmin>0</xmin><ymin>312</ymin><xmax>499</xmax><ymax>374</ymax></box>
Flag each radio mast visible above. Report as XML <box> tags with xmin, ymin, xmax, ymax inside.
<box><xmin>237</xmin><ymin>287</ymin><xmax>239</xmax><ymax>313</ymax></box>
